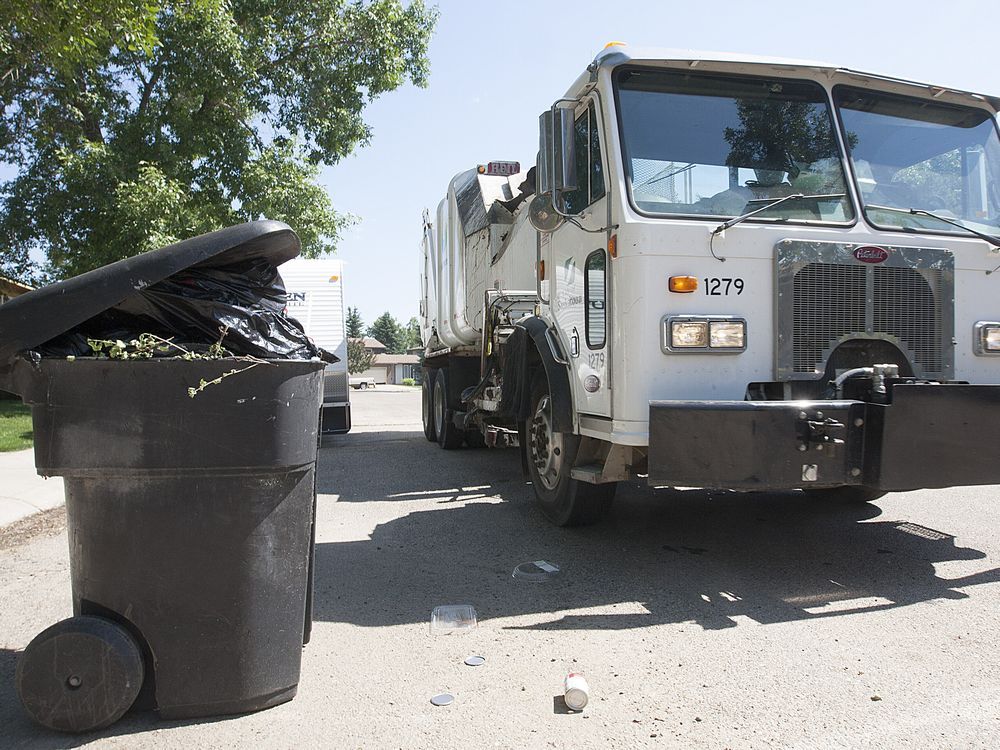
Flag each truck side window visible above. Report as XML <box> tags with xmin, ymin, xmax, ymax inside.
<box><xmin>584</xmin><ymin>249</ymin><xmax>607</xmax><ymax>349</ymax></box>
<box><xmin>562</xmin><ymin>102</ymin><xmax>606</xmax><ymax>214</ymax></box>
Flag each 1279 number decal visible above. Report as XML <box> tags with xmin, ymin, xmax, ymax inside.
<box><xmin>704</xmin><ymin>278</ymin><xmax>744</xmax><ymax>295</ymax></box>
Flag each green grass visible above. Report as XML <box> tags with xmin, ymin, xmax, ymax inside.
<box><xmin>0</xmin><ymin>400</ymin><xmax>33</xmax><ymax>452</ymax></box>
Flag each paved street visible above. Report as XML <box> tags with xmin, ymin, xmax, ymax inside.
<box><xmin>2</xmin><ymin>384</ymin><xmax>1000</xmax><ymax>748</ymax></box>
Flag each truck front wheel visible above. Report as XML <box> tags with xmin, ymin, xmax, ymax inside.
<box><xmin>526</xmin><ymin>374</ymin><xmax>614</xmax><ymax>526</ymax></box>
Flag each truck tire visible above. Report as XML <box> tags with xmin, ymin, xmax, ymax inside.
<box><xmin>805</xmin><ymin>486</ymin><xmax>887</xmax><ymax>504</ymax></box>
<box><xmin>421</xmin><ymin>369</ymin><xmax>437</xmax><ymax>442</ymax></box>
<box><xmin>526</xmin><ymin>373</ymin><xmax>615</xmax><ymax>526</ymax></box>
<box><xmin>433</xmin><ymin>369</ymin><xmax>463</xmax><ymax>449</ymax></box>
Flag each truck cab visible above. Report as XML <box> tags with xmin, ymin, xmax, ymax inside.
<box><xmin>421</xmin><ymin>45</ymin><xmax>1000</xmax><ymax>524</ymax></box>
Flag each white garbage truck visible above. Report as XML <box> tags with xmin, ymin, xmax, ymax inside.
<box><xmin>419</xmin><ymin>44</ymin><xmax>1000</xmax><ymax>525</ymax></box>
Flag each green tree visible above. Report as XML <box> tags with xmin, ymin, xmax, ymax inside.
<box><xmin>368</xmin><ymin>311</ymin><xmax>403</xmax><ymax>354</ymax></box>
<box><xmin>0</xmin><ymin>0</ymin><xmax>438</xmax><ymax>283</ymax></box>
<box><xmin>346</xmin><ymin>337</ymin><xmax>374</xmax><ymax>375</ymax></box>
<box><xmin>403</xmin><ymin>316</ymin><xmax>422</xmax><ymax>350</ymax></box>
<box><xmin>346</xmin><ymin>306</ymin><xmax>364</xmax><ymax>338</ymax></box>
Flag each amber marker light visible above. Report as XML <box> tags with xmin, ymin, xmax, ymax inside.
<box><xmin>608</xmin><ymin>234</ymin><xmax>618</xmax><ymax>259</ymax></box>
<box><xmin>538</xmin><ymin>260</ymin><xmax>546</xmax><ymax>280</ymax></box>
<box><xmin>668</xmin><ymin>275</ymin><xmax>698</xmax><ymax>293</ymax></box>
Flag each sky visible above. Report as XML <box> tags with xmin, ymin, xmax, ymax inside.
<box><xmin>4</xmin><ymin>0</ymin><xmax>999</xmax><ymax>328</ymax></box>
<box><xmin>322</xmin><ymin>0</ymin><xmax>1000</xmax><ymax>327</ymax></box>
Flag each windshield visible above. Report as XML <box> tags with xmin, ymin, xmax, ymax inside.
<box><xmin>615</xmin><ymin>68</ymin><xmax>854</xmax><ymax>223</ymax></box>
<box><xmin>835</xmin><ymin>86</ymin><xmax>1000</xmax><ymax>236</ymax></box>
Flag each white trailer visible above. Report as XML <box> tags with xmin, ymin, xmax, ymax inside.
<box><xmin>279</xmin><ymin>257</ymin><xmax>351</xmax><ymax>434</ymax></box>
<box><xmin>419</xmin><ymin>44</ymin><xmax>1000</xmax><ymax>526</ymax></box>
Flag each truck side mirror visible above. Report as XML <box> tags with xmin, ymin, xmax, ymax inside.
<box><xmin>538</xmin><ymin>107</ymin><xmax>578</xmax><ymax>197</ymax></box>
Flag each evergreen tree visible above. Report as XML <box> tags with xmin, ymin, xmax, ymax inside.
<box><xmin>368</xmin><ymin>312</ymin><xmax>403</xmax><ymax>354</ymax></box>
<box><xmin>346</xmin><ymin>306</ymin><xmax>364</xmax><ymax>339</ymax></box>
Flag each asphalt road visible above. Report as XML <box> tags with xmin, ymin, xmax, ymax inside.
<box><xmin>2</xmin><ymin>384</ymin><xmax>999</xmax><ymax>748</ymax></box>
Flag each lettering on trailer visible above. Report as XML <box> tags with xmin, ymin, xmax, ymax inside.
<box><xmin>287</xmin><ymin>291</ymin><xmax>307</xmax><ymax>306</ymax></box>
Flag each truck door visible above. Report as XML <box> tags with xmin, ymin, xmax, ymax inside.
<box><xmin>549</xmin><ymin>100</ymin><xmax>612</xmax><ymax>418</ymax></box>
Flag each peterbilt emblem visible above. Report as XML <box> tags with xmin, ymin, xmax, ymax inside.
<box><xmin>853</xmin><ymin>245</ymin><xmax>889</xmax><ymax>263</ymax></box>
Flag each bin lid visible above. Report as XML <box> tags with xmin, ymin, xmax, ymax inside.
<box><xmin>0</xmin><ymin>220</ymin><xmax>300</xmax><ymax>364</ymax></box>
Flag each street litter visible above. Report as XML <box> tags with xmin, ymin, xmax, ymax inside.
<box><xmin>564</xmin><ymin>672</ymin><xmax>590</xmax><ymax>711</ymax></box>
<box><xmin>429</xmin><ymin>605</ymin><xmax>478</xmax><ymax>635</ymax></box>
<box><xmin>464</xmin><ymin>655</ymin><xmax>485</xmax><ymax>666</ymax></box>
<box><xmin>512</xmin><ymin>560</ymin><xmax>561</xmax><ymax>582</ymax></box>
<box><xmin>430</xmin><ymin>693</ymin><xmax>454</xmax><ymax>707</ymax></box>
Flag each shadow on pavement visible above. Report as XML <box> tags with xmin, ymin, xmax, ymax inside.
<box><xmin>312</xmin><ymin>435</ymin><xmax>1000</xmax><ymax>632</ymax></box>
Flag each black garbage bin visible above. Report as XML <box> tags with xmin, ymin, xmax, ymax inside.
<box><xmin>0</xmin><ymin>221</ymin><xmax>326</xmax><ymax>732</ymax></box>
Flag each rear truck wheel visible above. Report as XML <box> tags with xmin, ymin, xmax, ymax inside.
<box><xmin>359</xmin><ymin>381</ymin><xmax>368</xmax><ymax>390</ymax></box>
<box><xmin>16</xmin><ymin>615</ymin><xmax>145</xmax><ymax>733</ymax></box>
<box><xmin>526</xmin><ymin>373</ymin><xmax>615</xmax><ymax>526</ymax></box>
<box><xmin>805</xmin><ymin>486</ymin><xmax>887</xmax><ymax>504</ymax></box>
<box><xmin>433</xmin><ymin>369</ymin><xmax>463</xmax><ymax>449</ymax></box>
<box><xmin>421</xmin><ymin>369</ymin><xmax>437</xmax><ymax>441</ymax></box>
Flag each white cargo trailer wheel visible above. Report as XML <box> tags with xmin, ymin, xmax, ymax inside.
<box><xmin>527</xmin><ymin>374</ymin><xmax>614</xmax><ymax>526</ymax></box>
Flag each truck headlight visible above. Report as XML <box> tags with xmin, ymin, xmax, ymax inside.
<box><xmin>663</xmin><ymin>316</ymin><xmax>747</xmax><ymax>353</ymax></box>
<box><xmin>710</xmin><ymin>320</ymin><xmax>746</xmax><ymax>348</ymax></box>
<box><xmin>975</xmin><ymin>322</ymin><xmax>1000</xmax><ymax>354</ymax></box>
<box><xmin>670</xmin><ymin>320</ymin><xmax>709</xmax><ymax>348</ymax></box>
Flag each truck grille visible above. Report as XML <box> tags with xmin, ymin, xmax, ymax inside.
<box><xmin>777</xmin><ymin>242</ymin><xmax>954</xmax><ymax>380</ymax></box>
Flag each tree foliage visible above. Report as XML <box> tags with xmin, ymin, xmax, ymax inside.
<box><xmin>345</xmin><ymin>305</ymin><xmax>364</xmax><ymax>338</ymax></box>
<box><xmin>0</xmin><ymin>0</ymin><xmax>438</xmax><ymax>282</ymax></box>
<box><xmin>367</xmin><ymin>311</ymin><xmax>403</xmax><ymax>354</ymax></box>
<box><xmin>346</xmin><ymin>336</ymin><xmax>374</xmax><ymax>374</ymax></box>
<box><xmin>724</xmin><ymin>98</ymin><xmax>842</xmax><ymax>176</ymax></box>
<box><xmin>403</xmin><ymin>315</ymin><xmax>421</xmax><ymax>350</ymax></box>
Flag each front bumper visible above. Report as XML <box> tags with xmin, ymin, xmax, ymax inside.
<box><xmin>648</xmin><ymin>383</ymin><xmax>1000</xmax><ymax>491</ymax></box>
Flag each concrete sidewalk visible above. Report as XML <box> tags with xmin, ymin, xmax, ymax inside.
<box><xmin>0</xmin><ymin>448</ymin><xmax>64</xmax><ymax>526</ymax></box>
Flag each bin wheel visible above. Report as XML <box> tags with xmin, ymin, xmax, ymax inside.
<box><xmin>804</xmin><ymin>486</ymin><xmax>887</xmax><ymax>504</ymax></box>
<box><xmin>16</xmin><ymin>615</ymin><xmax>145</xmax><ymax>733</ymax></box>
<box><xmin>421</xmin><ymin>369</ymin><xmax>437</xmax><ymax>442</ymax></box>
<box><xmin>526</xmin><ymin>372</ymin><xmax>615</xmax><ymax>526</ymax></box>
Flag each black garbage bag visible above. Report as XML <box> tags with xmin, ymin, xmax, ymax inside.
<box><xmin>4</xmin><ymin>221</ymin><xmax>335</xmax><ymax>363</ymax></box>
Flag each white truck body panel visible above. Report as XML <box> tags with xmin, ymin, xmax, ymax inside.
<box><xmin>422</xmin><ymin>171</ymin><xmax>536</xmax><ymax>349</ymax></box>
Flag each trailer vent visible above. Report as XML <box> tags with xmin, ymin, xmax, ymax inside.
<box><xmin>776</xmin><ymin>242</ymin><xmax>954</xmax><ymax>380</ymax></box>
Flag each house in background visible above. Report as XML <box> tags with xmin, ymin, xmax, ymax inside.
<box><xmin>0</xmin><ymin>276</ymin><xmax>32</xmax><ymax>305</ymax></box>
<box><xmin>372</xmin><ymin>353</ymin><xmax>421</xmax><ymax>384</ymax></box>
<box><xmin>354</xmin><ymin>337</ymin><xmax>421</xmax><ymax>384</ymax></box>
<box><xmin>359</xmin><ymin>336</ymin><xmax>387</xmax><ymax>355</ymax></box>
